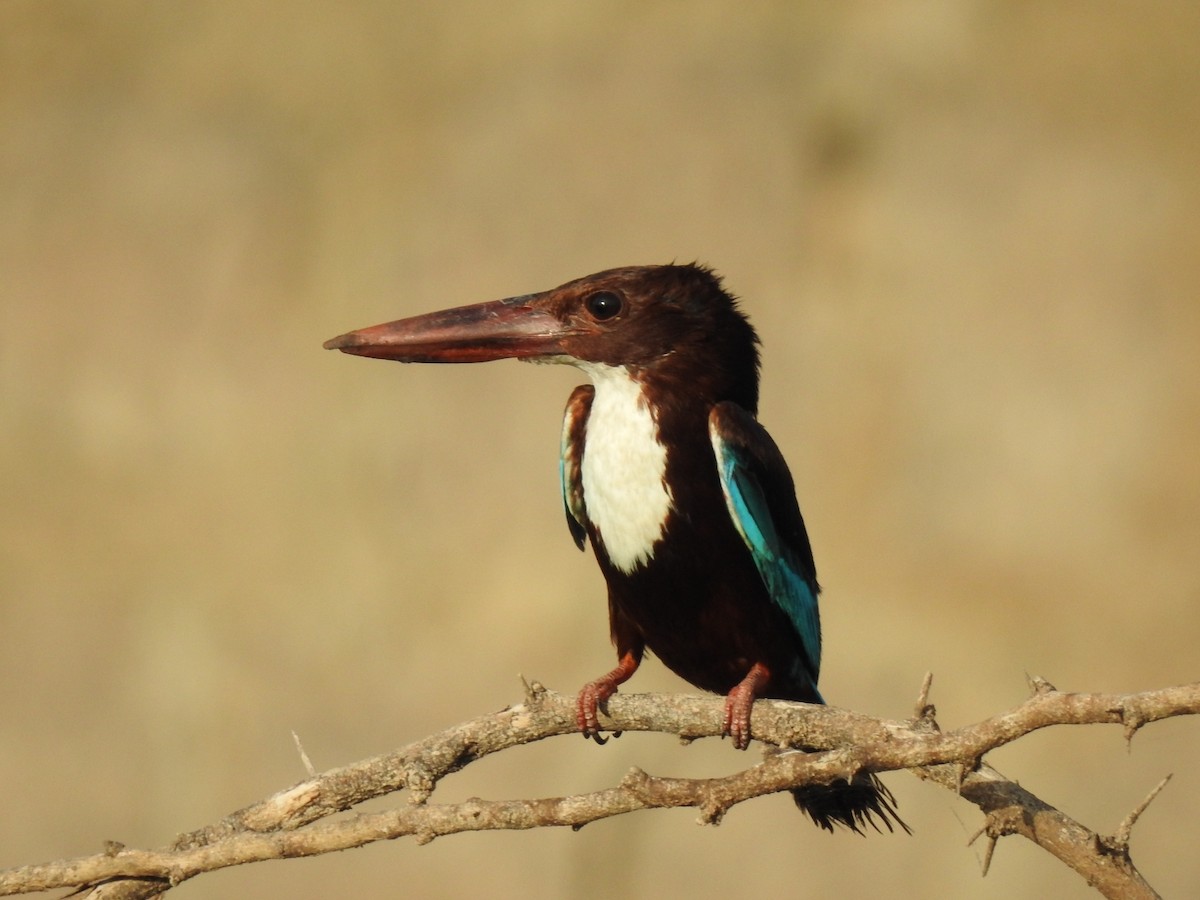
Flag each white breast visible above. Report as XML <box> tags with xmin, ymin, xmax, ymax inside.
<box><xmin>575</xmin><ymin>363</ymin><xmax>673</xmax><ymax>573</ymax></box>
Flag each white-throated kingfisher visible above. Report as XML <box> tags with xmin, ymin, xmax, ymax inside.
<box><xmin>325</xmin><ymin>264</ymin><xmax>905</xmax><ymax>833</ymax></box>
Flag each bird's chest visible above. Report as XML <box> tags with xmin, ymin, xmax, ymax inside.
<box><xmin>580</xmin><ymin>374</ymin><xmax>674</xmax><ymax>575</ymax></box>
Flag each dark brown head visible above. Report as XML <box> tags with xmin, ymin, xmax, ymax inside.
<box><xmin>324</xmin><ymin>263</ymin><xmax>762</xmax><ymax>411</ymax></box>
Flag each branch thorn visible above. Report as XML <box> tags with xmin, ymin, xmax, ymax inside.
<box><xmin>913</xmin><ymin>671</ymin><xmax>938</xmax><ymax>729</ymax></box>
<box><xmin>979</xmin><ymin>833</ymin><xmax>999</xmax><ymax>876</ymax></box>
<box><xmin>697</xmin><ymin>793</ymin><xmax>728</xmax><ymax>826</ymax></box>
<box><xmin>291</xmin><ymin>730</ymin><xmax>317</xmax><ymax>777</ymax></box>
<box><xmin>519</xmin><ymin>674</ymin><xmax>548</xmax><ymax>705</ymax></box>
<box><xmin>1025</xmin><ymin>673</ymin><xmax>1057</xmax><ymax>695</ymax></box>
<box><xmin>1120</xmin><ymin>705</ymin><xmax>1146</xmax><ymax>747</ymax></box>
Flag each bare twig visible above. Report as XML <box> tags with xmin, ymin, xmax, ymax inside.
<box><xmin>1110</xmin><ymin>774</ymin><xmax>1173</xmax><ymax>854</ymax></box>
<box><xmin>1</xmin><ymin>680</ymin><xmax>1196</xmax><ymax>899</ymax></box>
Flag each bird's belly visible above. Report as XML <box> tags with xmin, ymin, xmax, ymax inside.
<box><xmin>608</xmin><ymin>551</ymin><xmax>818</xmax><ymax>702</ymax></box>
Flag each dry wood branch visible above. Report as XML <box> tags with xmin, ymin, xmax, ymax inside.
<box><xmin>1</xmin><ymin>680</ymin><xmax>1196</xmax><ymax>899</ymax></box>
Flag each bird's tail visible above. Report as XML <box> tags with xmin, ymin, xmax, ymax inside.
<box><xmin>791</xmin><ymin>772</ymin><xmax>909</xmax><ymax>835</ymax></box>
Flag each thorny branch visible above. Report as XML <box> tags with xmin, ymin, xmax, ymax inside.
<box><xmin>2</xmin><ymin>679</ymin><xmax>1197</xmax><ymax>900</ymax></box>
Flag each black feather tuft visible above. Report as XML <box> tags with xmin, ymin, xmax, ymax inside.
<box><xmin>791</xmin><ymin>773</ymin><xmax>910</xmax><ymax>836</ymax></box>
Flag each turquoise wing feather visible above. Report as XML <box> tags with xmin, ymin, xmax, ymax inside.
<box><xmin>709</xmin><ymin>402</ymin><xmax>822</xmax><ymax>686</ymax></box>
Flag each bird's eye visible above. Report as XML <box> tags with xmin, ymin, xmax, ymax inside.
<box><xmin>585</xmin><ymin>291</ymin><xmax>623</xmax><ymax>321</ymax></box>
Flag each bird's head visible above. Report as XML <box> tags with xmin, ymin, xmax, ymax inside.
<box><xmin>324</xmin><ymin>263</ymin><xmax>762</xmax><ymax>411</ymax></box>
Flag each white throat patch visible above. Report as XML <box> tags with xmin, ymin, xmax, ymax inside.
<box><xmin>574</xmin><ymin>363</ymin><xmax>673</xmax><ymax>573</ymax></box>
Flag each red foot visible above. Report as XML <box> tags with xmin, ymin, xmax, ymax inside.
<box><xmin>722</xmin><ymin>662</ymin><xmax>771</xmax><ymax>750</ymax></box>
<box><xmin>576</xmin><ymin>650</ymin><xmax>640</xmax><ymax>744</ymax></box>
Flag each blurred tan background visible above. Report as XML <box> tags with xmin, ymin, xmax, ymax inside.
<box><xmin>3</xmin><ymin>2</ymin><xmax>1198</xmax><ymax>897</ymax></box>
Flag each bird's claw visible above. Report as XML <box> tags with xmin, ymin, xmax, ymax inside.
<box><xmin>722</xmin><ymin>662</ymin><xmax>770</xmax><ymax>750</ymax></box>
<box><xmin>576</xmin><ymin>679</ymin><xmax>616</xmax><ymax>744</ymax></box>
<box><xmin>722</xmin><ymin>690</ymin><xmax>753</xmax><ymax>750</ymax></box>
<box><xmin>576</xmin><ymin>651</ymin><xmax>641</xmax><ymax>744</ymax></box>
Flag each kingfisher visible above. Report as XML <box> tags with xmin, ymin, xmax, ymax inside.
<box><xmin>324</xmin><ymin>263</ymin><xmax>905</xmax><ymax>833</ymax></box>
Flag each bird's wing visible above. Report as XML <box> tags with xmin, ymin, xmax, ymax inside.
<box><xmin>708</xmin><ymin>401</ymin><xmax>822</xmax><ymax>681</ymax></box>
<box><xmin>560</xmin><ymin>384</ymin><xmax>594</xmax><ymax>550</ymax></box>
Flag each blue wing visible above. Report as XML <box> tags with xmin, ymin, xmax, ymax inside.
<box><xmin>709</xmin><ymin>402</ymin><xmax>823</xmax><ymax>688</ymax></box>
<box><xmin>560</xmin><ymin>385</ymin><xmax>593</xmax><ymax>550</ymax></box>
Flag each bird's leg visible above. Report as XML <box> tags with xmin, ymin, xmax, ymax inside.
<box><xmin>576</xmin><ymin>649</ymin><xmax>641</xmax><ymax>744</ymax></box>
<box><xmin>723</xmin><ymin>662</ymin><xmax>771</xmax><ymax>750</ymax></box>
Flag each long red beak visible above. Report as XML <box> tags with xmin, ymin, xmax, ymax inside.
<box><xmin>323</xmin><ymin>294</ymin><xmax>577</xmax><ymax>363</ymax></box>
